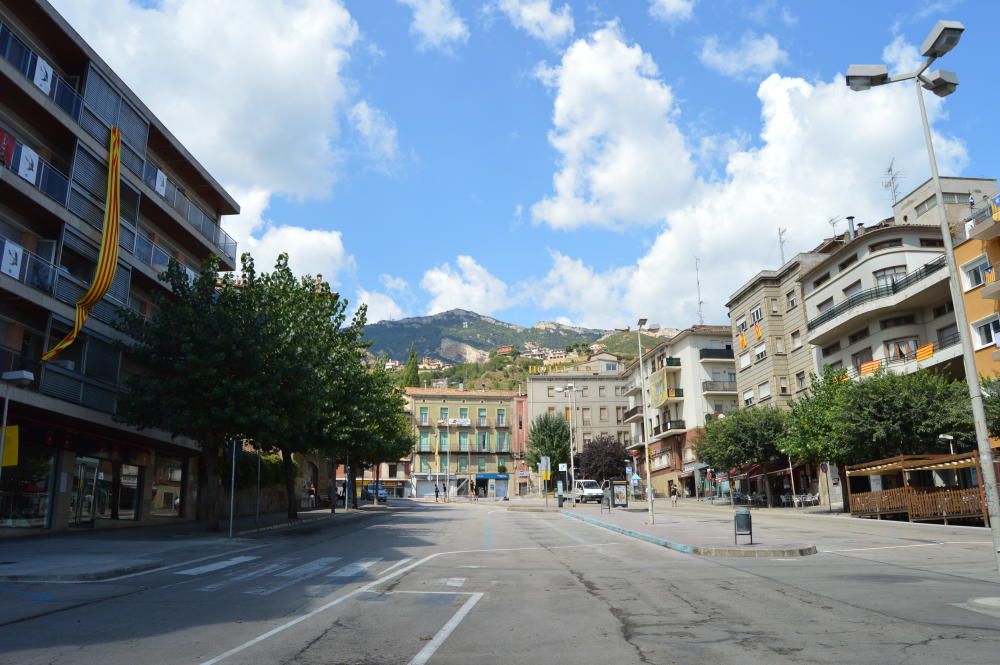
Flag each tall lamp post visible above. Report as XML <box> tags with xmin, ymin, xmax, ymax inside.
<box><xmin>556</xmin><ymin>383</ymin><xmax>583</xmax><ymax>505</ymax></box>
<box><xmin>636</xmin><ymin>319</ymin><xmax>656</xmax><ymax>525</ymax></box>
<box><xmin>0</xmin><ymin>370</ymin><xmax>35</xmax><ymax>492</ymax></box>
<box><xmin>846</xmin><ymin>20</ymin><xmax>1000</xmax><ymax>575</ymax></box>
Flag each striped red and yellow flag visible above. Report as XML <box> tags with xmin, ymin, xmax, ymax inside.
<box><xmin>915</xmin><ymin>343</ymin><xmax>935</xmax><ymax>362</ymax></box>
<box><xmin>985</xmin><ymin>266</ymin><xmax>996</xmax><ymax>284</ymax></box>
<box><xmin>738</xmin><ymin>332</ymin><xmax>747</xmax><ymax>349</ymax></box>
<box><xmin>43</xmin><ymin>127</ymin><xmax>121</xmax><ymax>362</ymax></box>
<box><xmin>859</xmin><ymin>359</ymin><xmax>882</xmax><ymax>376</ymax></box>
<box><xmin>753</xmin><ymin>322</ymin><xmax>762</xmax><ymax>339</ymax></box>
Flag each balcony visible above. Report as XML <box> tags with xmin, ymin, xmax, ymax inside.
<box><xmin>702</xmin><ymin>380</ymin><xmax>737</xmax><ymax>393</ymax></box>
<box><xmin>699</xmin><ymin>348</ymin><xmax>734</xmax><ymax>361</ymax></box>
<box><xmin>658</xmin><ymin>357</ymin><xmax>682</xmax><ymax>371</ymax></box>
<box><xmin>980</xmin><ymin>262</ymin><xmax>1000</xmax><ymax>299</ymax></box>
<box><xmin>0</xmin><ymin>23</ymin><xmax>84</xmax><ymax>121</ymax></box>
<box><xmin>3</xmin><ymin>139</ymin><xmax>71</xmax><ymax>206</ymax></box>
<box><xmin>0</xmin><ymin>233</ymin><xmax>57</xmax><ymax>296</ymax></box>
<box><xmin>477</xmin><ymin>418</ymin><xmax>490</xmax><ymax>428</ymax></box>
<box><xmin>805</xmin><ymin>256</ymin><xmax>948</xmax><ymax>346</ymax></box>
<box><xmin>651</xmin><ymin>419</ymin><xmax>686</xmax><ymax>440</ymax></box>
<box><xmin>967</xmin><ymin>200</ymin><xmax>1000</xmax><ymax>241</ymax></box>
<box><xmin>623</xmin><ymin>381</ymin><xmax>642</xmax><ymax>397</ymax></box>
<box><xmin>623</xmin><ymin>404</ymin><xmax>644</xmax><ymax>423</ymax></box>
<box><xmin>847</xmin><ymin>331</ymin><xmax>962</xmax><ymax>379</ymax></box>
<box><xmin>0</xmin><ymin>342</ymin><xmax>120</xmax><ymax>414</ymax></box>
<box><xmin>494</xmin><ymin>418</ymin><xmax>509</xmax><ymax>428</ymax></box>
<box><xmin>417</xmin><ymin>418</ymin><xmax>432</xmax><ymax>427</ymax></box>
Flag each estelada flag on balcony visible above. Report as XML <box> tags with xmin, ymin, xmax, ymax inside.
<box><xmin>42</xmin><ymin>127</ymin><xmax>121</xmax><ymax>362</ymax></box>
<box><xmin>986</xmin><ymin>266</ymin><xmax>997</xmax><ymax>284</ymax></box>
<box><xmin>753</xmin><ymin>323</ymin><xmax>762</xmax><ymax>340</ymax></box>
<box><xmin>738</xmin><ymin>332</ymin><xmax>747</xmax><ymax>349</ymax></box>
<box><xmin>991</xmin><ymin>194</ymin><xmax>1000</xmax><ymax>223</ymax></box>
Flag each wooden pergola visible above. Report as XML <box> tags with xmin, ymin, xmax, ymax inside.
<box><xmin>845</xmin><ymin>453</ymin><xmax>987</xmax><ymax>524</ymax></box>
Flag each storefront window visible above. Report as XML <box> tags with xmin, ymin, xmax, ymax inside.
<box><xmin>151</xmin><ymin>455</ymin><xmax>184</xmax><ymax>517</ymax></box>
<box><xmin>118</xmin><ymin>464</ymin><xmax>140</xmax><ymax>520</ymax></box>
<box><xmin>0</xmin><ymin>429</ymin><xmax>54</xmax><ymax>527</ymax></box>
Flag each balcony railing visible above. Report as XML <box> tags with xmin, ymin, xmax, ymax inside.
<box><xmin>806</xmin><ymin>256</ymin><xmax>946</xmax><ymax>331</ymax></box>
<box><xmin>0</xmin><ymin>342</ymin><xmax>119</xmax><ymax>414</ymax></box>
<box><xmin>702</xmin><ymin>380</ymin><xmax>737</xmax><ymax>392</ymax></box>
<box><xmin>0</xmin><ymin>23</ymin><xmax>84</xmax><ymax>121</ymax></box>
<box><xmin>477</xmin><ymin>418</ymin><xmax>489</xmax><ymax>427</ymax></box>
<box><xmin>623</xmin><ymin>404</ymin><xmax>643</xmax><ymax>421</ymax></box>
<box><xmin>0</xmin><ymin>234</ymin><xmax>57</xmax><ymax>295</ymax></box>
<box><xmin>0</xmin><ymin>344</ymin><xmax>40</xmax><ymax>390</ymax></box>
<box><xmin>658</xmin><ymin>357</ymin><xmax>681</xmax><ymax>368</ymax></box>
<box><xmin>652</xmin><ymin>419</ymin><xmax>686</xmax><ymax>437</ymax></box>
<box><xmin>3</xmin><ymin>140</ymin><xmax>71</xmax><ymax>206</ymax></box>
<box><xmin>843</xmin><ymin>330</ymin><xmax>961</xmax><ymax>379</ymax></box>
<box><xmin>699</xmin><ymin>348</ymin><xmax>734</xmax><ymax>360</ymax></box>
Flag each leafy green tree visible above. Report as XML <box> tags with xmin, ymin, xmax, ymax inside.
<box><xmin>525</xmin><ymin>413</ymin><xmax>570</xmax><ymax>471</ymax></box>
<box><xmin>780</xmin><ymin>367</ymin><xmax>851</xmax><ymax>466</ymax></box>
<box><xmin>695</xmin><ymin>406</ymin><xmax>786</xmax><ymax>472</ymax></box>
<box><xmin>578</xmin><ymin>434</ymin><xmax>627</xmax><ymax>483</ymax></box>
<box><xmin>400</xmin><ymin>345</ymin><xmax>420</xmax><ymax>387</ymax></box>
<box><xmin>981</xmin><ymin>375</ymin><xmax>1000</xmax><ymax>438</ymax></box>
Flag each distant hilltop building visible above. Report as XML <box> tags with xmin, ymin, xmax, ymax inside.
<box><xmin>495</xmin><ymin>344</ymin><xmax>516</xmax><ymax>356</ymax></box>
<box><xmin>418</xmin><ymin>356</ymin><xmax>445</xmax><ymax>371</ymax></box>
<box><xmin>385</xmin><ymin>359</ymin><xmax>402</xmax><ymax>371</ymax></box>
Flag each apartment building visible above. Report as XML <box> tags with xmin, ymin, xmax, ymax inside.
<box><xmin>727</xmin><ymin>252</ymin><xmax>831</xmax><ymax>408</ymax></box>
<box><xmin>951</xmin><ymin>179</ymin><xmax>1000</xmax><ymax>378</ymax></box>
<box><xmin>622</xmin><ymin>326</ymin><xmax>736</xmax><ymax>498</ymax></box>
<box><xmin>0</xmin><ymin>1</ymin><xmax>238</xmax><ymax>531</ymax></box>
<box><xmin>406</xmin><ymin>387</ymin><xmax>519</xmax><ymax>499</ymax></box>
<box><xmin>526</xmin><ymin>353</ymin><xmax>631</xmax><ymax>456</ymax></box>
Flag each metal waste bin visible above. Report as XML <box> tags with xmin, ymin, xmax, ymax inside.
<box><xmin>558</xmin><ymin>495</ymin><xmax>566</xmax><ymax>508</ymax></box>
<box><xmin>734</xmin><ymin>507</ymin><xmax>752</xmax><ymax>544</ymax></box>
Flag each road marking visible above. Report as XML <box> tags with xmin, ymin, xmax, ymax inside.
<box><xmin>379</xmin><ymin>558</ymin><xmax>414</xmax><ymax>576</ymax></box>
<box><xmin>199</xmin><ymin>562</ymin><xmax>291</xmax><ymax>592</ymax></box>
<box><xmin>442</xmin><ymin>577</ymin><xmax>466</xmax><ymax>587</ymax></box>
<box><xmin>822</xmin><ymin>543</ymin><xmax>946</xmax><ymax>553</ymax></box>
<box><xmin>327</xmin><ymin>558</ymin><xmax>382</xmax><ymax>579</ymax></box>
<box><xmin>177</xmin><ymin>556</ymin><xmax>260</xmax><ymax>576</ymax></box>
<box><xmin>406</xmin><ymin>592</ymin><xmax>484</xmax><ymax>665</ymax></box>
<box><xmin>244</xmin><ymin>557</ymin><xmax>342</xmax><ymax>596</ymax></box>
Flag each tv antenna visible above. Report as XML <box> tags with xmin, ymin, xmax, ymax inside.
<box><xmin>777</xmin><ymin>227</ymin><xmax>787</xmax><ymax>264</ymax></box>
<box><xmin>828</xmin><ymin>216</ymin><xmax>843</xmax><ymax>237</ymax></box>
<box><xmin>882</xmin><ymin>159</ymin><xmax>904</xmax><ymax>205</ymax></box>
<box><xmin>694</xmin><ymin>257</ymin><xmax>705</xmax><ymax>326</ymax></box>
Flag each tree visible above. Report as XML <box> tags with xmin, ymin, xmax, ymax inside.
<box><xmin>981</xmin><ymin>375</ymin><xmax>1000</xmax><ymax>438</ymax></box>
<box><xmin>525</xmin><ymin>413</ymin><xmax>570</xmax><ymax>471</ymax></box>
<box><xmin>400</xmin><ymin>345</ymin><xmax>420</xmax><ymax>387</ymax></box>
<box><xmin>578</xmin><ymin>435</ymin><xmax>627</xmax><ymax>483</ymax></box>
<box><xmin>695</xmin><ymin>406</ymin><xmax>786</xmax><ymax>473</ymax></box>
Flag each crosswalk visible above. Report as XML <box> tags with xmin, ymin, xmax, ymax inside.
<box><xmin>175</xmin><ymin>555</ymin><xmax>391</xmax><ymax>595</ymax></box>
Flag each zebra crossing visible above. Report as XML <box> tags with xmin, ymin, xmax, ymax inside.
<box><xmin>174</xmin><ymin>555</ymin><xmax>392</xmax><ymax>595</ymax></box>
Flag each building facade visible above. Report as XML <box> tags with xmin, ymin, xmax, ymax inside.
<box><xmin>405</xmin><ymin>387</ymin><xmax>518</xmax><ymax>499</ymax></box>
<box><xmin>0</xmin><ymin>1</ymin><xmax>238</xmax><ymax>531</ymax></box>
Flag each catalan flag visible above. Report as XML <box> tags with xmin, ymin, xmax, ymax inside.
<box><xmin>43</xmin><ymin>127</ymin><xmax>121</xmax><ymax>361</ymax></box>
<box><xmin>986</xmin><ymin>266</ymin><xmax>997</xmax><ymax>284</ymax></box>
<box><xmin>992</xmin><ymin>194</ymin><xmax>1000</xmax><ymax>223</ymax></box>
<box><xmin>859</xmin><ymin>359</ymin><xmax>881</xmax><ymax>376</ymax></box>
<box><xmin>915</xmin><ymin>343</ymin><xmax>934</xmax><ymax>362</ymax></box>
<box><xmin>738</xmin><ymin>332</ymin><xmax>747</xmax><ymax>349</ymax></box>
<box><xmin>753</xmin><ymin>322</ymin><xmax>762</xmax><ymax>340</ymax></box>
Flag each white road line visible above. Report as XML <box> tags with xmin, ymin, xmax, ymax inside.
<box><xmin>406</xmin><ymin>592</ymin><xmax>484</xmax><ymax>665</ymax></box>
<box><xmin>177</xmin><ymin>556</ymin><xmax>260</xmax><ymax>576</ymax></box>
<box><xmin>199</xmin><ymin>562</ymin><xmax>291</xmax><ymax>592</ymax></box>
<box><xmin>327</xmin><ymin>558</ymin><xmax>382</xmax><ymax>579</ymax></box>
<box><xmin>822</xmin><ymin>543</ymin><xmax>946</xmax><ymax>553</ymax></box>
<box><xmin>245</xmin><ymin>557</ymin><xmax>342</xmax><ymax>596</ymax></box>
<box><xmin>443</xmin><ymin>577</ymin><xmax>466</xmax><ymax>587</ymax></box>
<box><xmin>378</xmin><ymin>558</ymin><xmax>414</xmax><ymax>576</ymax></box>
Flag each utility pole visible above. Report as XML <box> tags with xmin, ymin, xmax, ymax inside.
<box><xmin>777</xmin><ymin>227</ymin><xmax>787</xmax><ymax>264</ymax></box>
<box><xmin>694</xmin><ymin>257</ymin><xmax>705</xmax><ymax>326</ymax></box>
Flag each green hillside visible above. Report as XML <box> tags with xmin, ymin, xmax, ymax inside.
<box><xmin>597</xmin><ymin>330</ymin><xmax>664</xmax><ymax>359</ymax></box>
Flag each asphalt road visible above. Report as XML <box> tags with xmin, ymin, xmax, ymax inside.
<box><xmin>2</xmin><ymin>500</ymin><xmax>1000</xmax><ymax>664</ymax></box>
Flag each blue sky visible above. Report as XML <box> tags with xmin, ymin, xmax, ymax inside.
<box><xmin>54</xmin><ymin>0</ymin><xmax>999</xmax><ymax>330</ymax></box>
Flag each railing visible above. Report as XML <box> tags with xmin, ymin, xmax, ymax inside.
<box><xmin>908</xmin><ymin>486</ymin><xmax>983</xmax><ymax>520</ymax></box>
<box><xmin>961</xmin><ymin>197</ymin><xmax>1000</xmax><ymax>242</ymax></box>
<box><xmin>39</xmin><ymin>363</ymin><xmax>120</xmax><ymax>414</ymax></box>
<box><xmin>702</xmin><ymin>381</ymin><xmax>737</xmax><ymax>392</ymax></box>
<box><xmin>0</xmin><ymin>345</ymin><xmax>40</xmax><ymax>390</ymax></box>
<box><xmin>0</xmin><ymin>234</ymin><xmax>57</xmax><ymax>295</ymax></box>
<box><xmin>477</xmin><ymin>418</ymin><xmax>489</xmax><ymax>427</ymax></box>
<box><xmin>4</xmin><ymin>140</ymin><xmax>71</xmax><ymax>206</ymax></box>
<box><xmin>0</xmin><ymin>23</ymin><xmax>84</xmax><ymax>121</ymax></box>
<box><xmin>806</xmin><ymin>256</ymin><xmax>947</xmax><ymax>330</ymax></box>
<box><xmin>495</xmin><ymin>418</ymin><xmax>508</xmax><ymax>427</ymax></box>
<box><xmin>660</xmin><ymin>357</ymin><xmax>681</xmax><ymax>368</ymax></box>
<box><xmin>699</xmin><ymin>348</ymin><xmax>734</xmax><ymax>360</ymax></box>
<box><xmin>623</xmin><ymin>404</ymin><xmax>643</xmax><ymax>421</ymax></box>
<box><xmin>664</xmin><ymin>419</ymin><xmax>685</xmax><ymax>432</ymax></box>
<box><xmin>849</xmin><ymin>486</ymin><xmax>909</xmax><ymax>514</ymax></box>
<box><xmin>842</xmin><ymin>330</ymin><xmax>961</xmax><ymax>379</ymax></box>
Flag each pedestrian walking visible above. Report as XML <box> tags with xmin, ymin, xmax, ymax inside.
<box><xmin>434</xmin><ymin>484</ymin><xmax>440</xmax><ymax>502</ymax></box>
<box><xmin>670</xmin><ymin>485</ymin><xmax>678</xmax><ymax>507</ymax></box>
<box><xmin>309</xmin><ymin>483</ymin><xmax>316</xmax><ymax>509</ymax></box>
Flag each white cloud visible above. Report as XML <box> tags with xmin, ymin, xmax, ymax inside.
<box><xmin>649</xmin><ymin>0</ymin><xmax>696</xmax><ymax>23</ymax></box>
<box><xmin>533</xmin><ymin>66</ymin><xmax>967</xmax><ymax>328</ymax></box>
<box><xmin>380</xmin><ymin>274</ymin><xmax>410</xmax><ymax>293</ymax></box>
<box><xmin>492</xmin><ymin>0</ymin><xmax>574</xmax><ymax>47</ymax></box>
<box><xmin>699</xmin><ymin>32</ymin><xmax>789</xmax><ymax>81</ymax></box>
<box><xmin>882</xmin><ymin>35</ymin><xmax>922</xmax><ymax>76</ymax></box>
<box><xmin>531</xmin><ymin>22</ymin><xmax>697</xmax><ymax>230</ymax></box>
<box><xmin>421</xmin><ymin>256</ymin><xmax>510</xmax><ymax>315</ymax></box>
<box><xmin>397</xmin><ymin>0</ymin><xmax>469</xmax><ymax>53</ymax></box>
<box><xmin>349</xmin><ymin>101</ymin><xmax>401</xmax><ymax>171</ymax></box>
<box><xmin>356</xmin><ymin>289</ymin><xmax>406</xmax><ymax>323</ymax></box>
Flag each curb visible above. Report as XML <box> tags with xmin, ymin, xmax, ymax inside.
<box><xmin>506</xmin><ymin>507</ymin><xmax>561</xmax><ymax>513</ymax></box>
<box><xmin>0</xmin><ymin>560</ymin><xmax>166</xmax><ymax>583</ymax></box>
<box><xmin>236</xmin><ymin>506</ymin><xmax>394</xmax><ymax>536</ymax></box>
<box><xmin>563</xmin><ymin>511</ymin><xmax>817</xmax><ymax>558</ymax></box>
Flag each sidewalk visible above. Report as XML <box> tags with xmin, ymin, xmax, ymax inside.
<box><xmin>564</xmin><ymin>504</ymin><xmax>817</xmax><ymax>557</ymax></box>
<box><xmin>0</xmin><ymin>505</ymin><xmax>392</xmax><ymax>582</ymax></box>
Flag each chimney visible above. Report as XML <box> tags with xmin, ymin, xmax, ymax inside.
<box><xmin>459</xmin><ymin>381</ymin><xmax>464</xmax><ymax>392</ymax></box>
<box><xmin>856</xmin><ymin>222</ymin><xmax>865</xmax><ymax>235</ymax></box>
<box><xmin>846</xmin><ymin>216</ymin><xmax>856</xmax><ymax>239</ymax></box>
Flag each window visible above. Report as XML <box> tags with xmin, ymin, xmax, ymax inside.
<box><xmin>419</xmin><ymin>431</ymin><xmax>430</xmax><ymax>451</ymax></box>
<box><xmin>599</xmin><ymin>407</ymin><xmax>608</xmax><ymax>422</ymax></box>
<box><xmin>739</xmin><ymin>352</ymin><xmax>751</xmax><ymax>370</ymax></box>
<box><xmin>974</xmin><ymin>316</ymin><xmax>1000</xmax><ymax>349</ymax></box>
<box><xmin>962</xmin><ymin>256</ymin><xmax>991</xmax><ymax>290</ymax></box>
<box><xmin>496</xmin><ymin>408</ymin><xmax>506</xmax><ymax>426</ymax></box>
<box><xmin>616</xmin><ymin>406</ymin><xmax>625</xmax><ymax>424</ymax></box>
<box><xmin>497</xmin><ymin>431</ymin><xmax>509</xmax><ymax>452</ymax></box>
<box><xmin>439</xmin><ymin>407</ymin><xmax>448</xmax><ymax>421</ymax></box>
<box><xmin>749</xmin><ymin>305</ymin><xmax>763</xmax><ymax>323</ymax></box>
<box><xmin>548</xmin><ymin>406</ymin><xmax>556</xmax><ymax>415</ymax></box>
<box><xmin>869</xmin><ymin>238</ymin><xmax>903</xmax><ymax>252</ymax></box>
<box><xmin>478</xmin><ymin>457</ymin><xmax>486</xmax><ymax>472</ymax></box>
<box><xmin>885</xmin><ymin>337</ymin><xmax>919</xmax><ymax>360</ymax></box>
<box><xmin>838</xmin><ymin>254</ymin><xmax>858</xmax><ymax>271</ymax></box>
<box><xmin>388</xmin><ymin>464</ymin><xmax>397</xmax><ymax>479</ymax></box>
<box><xmin>920</xmin><ymin>237</ymin><xmax>944</xmax><ymax>247</ymax></box>
<box><xmin>753</xmin><ymin>343</ymin><xmax>767</xmax><ymax>361</ymax></box>
<box><xmin>822</xmin><ymin>342</ymin><xmax>841</xmax><ymax>357</ymax></box>
<box><xmin>873</xmin><ymin>265</ymin><xmax>907</xmax><ymax>290</ymax></box>
<box><xmin>848</xmin><ymin>327</ymin><xmax>870</xmax><ymax>345</ymax></box>
<box><xmin>459</xmin><ymin>407</ymin><xmax>468</xmax><ymax>419</ymax></box>
<box><xmin>790</xmin><ymin>330</ymin><xmax>802</xmax><ymax>350</ymax></box>
<box><xmin>547</xmin><ymin>386</ymin><xmax>554</xmax><ymax>397</ymax></box>
<box><xmin>459</xmin><ymin>431</ymin><xmax>469</xmax><ymax>451</ymax></box>
<box><xmin>439</xmin><ymin>456</ymin><xmax>447</xmax><ymax>473</ymax></box>
<box><xmin>937</xmin><ymin>323</ymin><xmax>958</xmax><ymax>347</ymax></box>
<box><xmin>851</xmin><ymin>347</ymin><xmax>873</xmax><ymax>369</ymax></box>
<box><xmin>440</xmin><ymin>431</ymin><xmax>449</xmax><ymax>450</ymax></box>
<box><xmin>459</xmin><ymin>457</ymin><xmax>468</xmax><ymax>473</ymax></box>
<box><xmin>581</xmin><ymin>407</ymin><xmax>591</xmax><ymax>426</ymax></box>
<box><xmin>419</xmin><ymin>407</ymin><xmax>428</xmax><ymax>425</ymax></box>
<box><xmin>498</xmin><ymin>456</ymin><xmax>506</xmax><ymax>470</ymax></box>
<box><xmin>421</xmin><ymin>458</ymin><xmax>431</xmax><ymax>474</ymax></box>
<box><xmin>842</xmin><ymin>280</ymin><xmax>863</xmax><ymax>298</ymax></box>
<box><xmin>813</xmin><ymin>273</ymin><xmax>830</xmax><ymax>288</ymax></box>
<box><xmin>881</xmin><ymin>315</ymin><xmax>915</xmax><ymax>330</ymax></box>
<box><xmin>736</xmin><ymin>316</ymin><xmax>747</xmax><ymax>332</ymax></box>
<box><xmin>770</xmin><ymin>298</ymin><xmax>779</xmax><ymax>315</ymax></box>
<box><xmin>828</xmin><ymin>360</ymin><xmax>843</xmax><ymax>370</ymax></box>
<box><xmin>795</xmin><ymin>371</ymin><xmax>806</xmax><ymax>390</ymax></box>
<box><xmin>605</xmin><ymin>362</ymin><xmax>618</xmax><ymax>371</ymax></box>
<box><xmin>477</xmin><ymin>431</ymin><xmax>490</xmax><ymax>451</ymax></box>
<box><xmin>599</xmin><ymin>385</ymin><xmax>606</xmax><ymax>397</ymax></box>
<box><xmin>779</xmin><ymin>377</ymin><xmax>789</xmax><ymax>395</ymax></box>
<box><xmin>743</xmin><ymin>389</ymin><xmax>755</xmax><ymax>406</ymax></box>
<box><xmin>582</xmin><ymin>385</ymin><xmax>589</xmax><ymax>396</ymax></box>
<box><xmin>478</xmin><ymin>408</ymin><xmax>487</xmax><ymax>426</ymax></box>
<box><xmin>933</xmin><ymin>302</ymin><xmax>954</xmax><ymax>318</ymax></box>
<box><xmin>817</xmin><ymin>297</ymin><xmax>834</xmax><ymax>314</ymax></box>
<box><xmin>786</xmin><ymin>290</ymin><xmax>797</xmax><ymax>310</ymax></box>
<box><xmin>915</xmin><ymin>195</ymin><xmax>937</xmax><ymax>217</ymax></box>
<box><xmin>774</xmin><ymin>335</ymin><xmax>785</xmax><ymax>354</ymax></box>
<box><xmin>758</xmin><ymin>381</ymin><xmax>771</xmax><ymax>401</ymax></box>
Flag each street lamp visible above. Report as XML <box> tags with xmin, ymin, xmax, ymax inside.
<box><xmin>555</xmin><ymin>383</ymin><xmax>582</xmax><ymax>505</ymax></box>
<box><xmin>636</xmin><ymin>319</ymin><xmax>658</xmax><ymax>525</ymax></box>
<box><xmin>846</xmin><ymin>19</ymin><xmax>1000</xmax><ymax>575</ymax></box>
<box><xmin>0</xmin><ymin>370</ymin><xmax>34</xmax><ymax>490</ymax></box>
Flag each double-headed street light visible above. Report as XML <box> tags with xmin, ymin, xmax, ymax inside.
<box><xmin>846</xmin><ymin>20</ymin><xmax>1000</xmax><ymax>576</ymax></box>
<box><xmin>636</xmin><ymin>318</ymin><xmax>658</xmax><ymax>525</ymax></box>
<box><xmin>555</xmin><ymin>383</ymin><xmax>582</xmax><ymax>506</ymax></box>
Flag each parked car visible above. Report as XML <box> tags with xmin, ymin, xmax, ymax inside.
<box><xmin>573</xmin><ymin>479</ymin><xmax>604</xmax><ymax>503</ymax></box>
<box><xmin>362</xmin><ymin>483</ymin><xmax>388</xmax><ymax>501</ymax></box>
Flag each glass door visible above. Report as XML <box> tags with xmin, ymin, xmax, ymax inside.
<box><xmin>70</xmin><ymin>456</ymin><xmax>98</xmax><ymax>525</ymax></box>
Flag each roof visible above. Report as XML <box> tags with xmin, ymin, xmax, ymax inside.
<box><xmin>845</xmin><ymin>452</ymin><xmax>978</xmax><ymax>476</ymax></box>
<box><xmin>405</xmin><ymin>387</ymin><xmax>520</xmax><ymax>399</ymax></box>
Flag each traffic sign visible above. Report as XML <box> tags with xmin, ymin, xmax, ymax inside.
<box><xmin>558</xmin><ymin>463</ymin><xmax>568</xmax><ymax>472</ymax></box>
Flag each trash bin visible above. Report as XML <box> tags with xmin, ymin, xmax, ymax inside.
<box><xmin>558</xmin><ymin>495</ymin><xmax>566</xmax><ymax>508</ymax></box>
<box><xmin>734</xmin><ymin>507</ymin><xmax>752</xmax><ymax>544</ymax></box>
